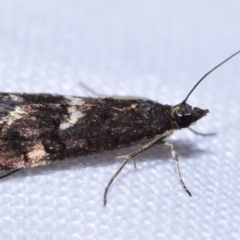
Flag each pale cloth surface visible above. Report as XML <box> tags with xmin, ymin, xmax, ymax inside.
<box><xmin>0</xmin><ymin>1</ymin><xmax>239</xmax><ymax>239</ymax></box>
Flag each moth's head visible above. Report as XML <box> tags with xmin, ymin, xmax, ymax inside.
<box><xmin>169</xmin><ymin>50</ymin><xmax>240</xmax><ymax>129</ymax></box>
<box><xmin>171</xmin><ymin>103</ymin><xmax>209</xmax><ymax>129</ymax></box>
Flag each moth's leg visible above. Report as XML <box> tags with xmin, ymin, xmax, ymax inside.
<box><xmin>103</xmin><ymin>134</ymin><xmax>167</xmax><ymax>206</ymax></box>
<box><xmin>79</xmin><ymin>81</ymin><xmax>107</xmax><ymax>97</ymax></box>
<box><xmin>133</xmin><ymin>159</ymin><xmax>137</xmax><ymax>169</ymax></box>
<box><xmin>188</xmin><ymin>127</ymin><xmax>216</xmax><ymax>136</ymax></box>
<box><xmin>79</xmin><ymin>81</ymin><xmax>149</xmax><ymax>100</ymax></box>
<box><xmin>162</xmin><ymin>141</ymin><xmax>192</xmax><ymax>196</ymax></box>
<box><xmin>0</xmin><ymin>169</ymin><xmax>20</xmax><ymax>180</ymax></box>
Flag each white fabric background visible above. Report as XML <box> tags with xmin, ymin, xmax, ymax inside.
<box><xmin>0</xmin><ymin>1</ymin><xmax>240</xmax><ymax>239</ymax></box>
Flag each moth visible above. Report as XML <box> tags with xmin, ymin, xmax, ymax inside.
<box><xmin>0</xmin><ymin>51</ymin><xmax>239</xmax><ymax>206</ymax></box>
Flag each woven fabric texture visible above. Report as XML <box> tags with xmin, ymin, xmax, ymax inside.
<box><xmin>0</xmin><ymin>1</ymin><xmax>239</xmax><ymax>239</ymax></box>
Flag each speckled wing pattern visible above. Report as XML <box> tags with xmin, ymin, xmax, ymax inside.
<box><xmin>0</xmin><ymin>93</ymin><xmax>172</xmax><ymax>170</ymax></box>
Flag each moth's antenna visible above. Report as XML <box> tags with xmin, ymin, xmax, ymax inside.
<box><xmin>182</xmin><ymin>50</ymin><xmax>240</xmax><ymax>103</ymax></box>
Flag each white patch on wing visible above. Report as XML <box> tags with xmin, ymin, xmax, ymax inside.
<box><xmin>27</xmin><ymin>142</ymin><xmax>48</xmax><ymax>167</ymax></box>
<box><xmin>60</xmin><ymin>96</ymin><xmax>86</xmax><ymax>130</ymax></box>
<box><xmin>8</xmin><ymin>94</ymin><xmax>24</xmax><ymax>102</ymax></box>
<box><xmin>0</xmin><ymin>106</ymin><xmax>25</xmax><ymax>125</ymax></box>
<box><xmin>1</xmin><ymin>94</ymin><xmax>24</xmax><ymax>102</ymax></box>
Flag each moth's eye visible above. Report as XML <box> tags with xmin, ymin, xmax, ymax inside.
<box><xmin>176</xmin><ymin>114</ymin><xmax>191</xmax><ymax>128</ymax></box>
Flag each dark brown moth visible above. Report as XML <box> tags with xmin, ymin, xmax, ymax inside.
<box><xmin>0</xmin><ymin>50</ymin><xmax>239</xmax><ymax>206</ymax></box>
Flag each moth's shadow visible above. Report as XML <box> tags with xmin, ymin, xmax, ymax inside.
<box><xmin>0</xmin><ymin>139</ymin><xmax>211</xmax><ymax>180</ymax></box>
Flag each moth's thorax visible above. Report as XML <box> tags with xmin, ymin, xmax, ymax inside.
<box><xmin>131</xmin><ymin>101</ymin><xmax>173</xmax><ymax>134</ymax></box>
<box><xmin>170</xmin><ymin>102</ymin><xmax>209</xmax><ymax>129</ymax></box>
